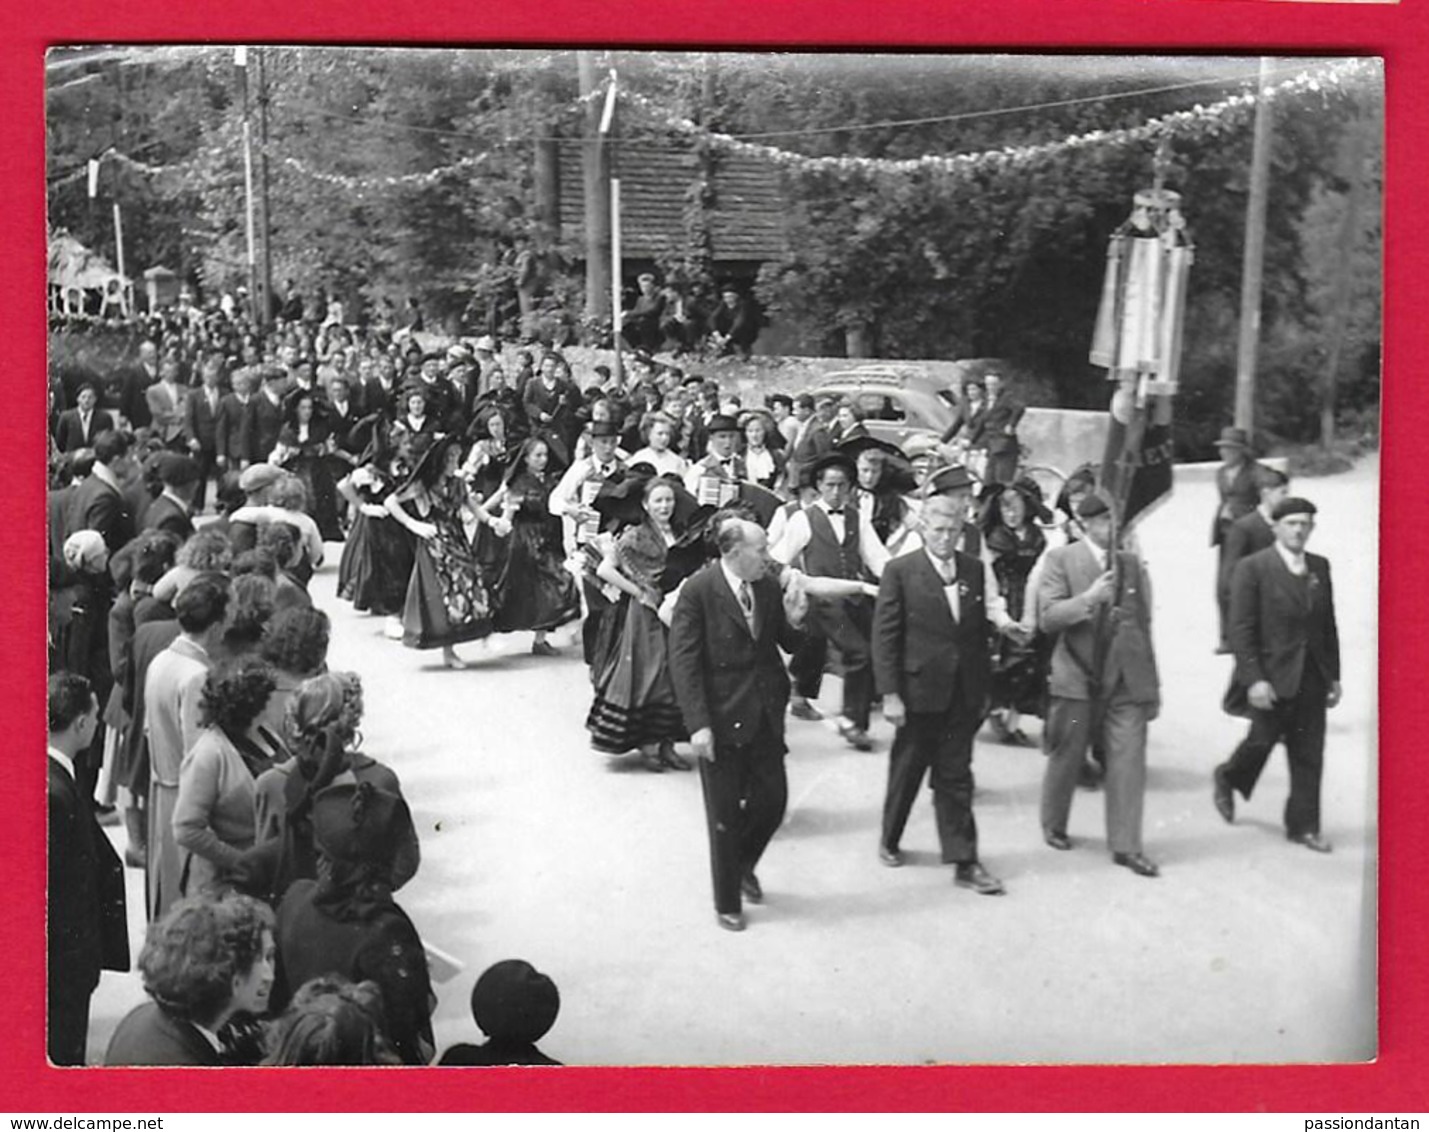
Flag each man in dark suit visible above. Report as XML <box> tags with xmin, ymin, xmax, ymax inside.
<box><xmin>142</xmin><ymin>453</ymin><xmax>199</xmax><ymax>543</ymax></box>
<box><xmin>216</xmin><ymin>368</ymin><xmax>258</xmax><ymax>471</ymax></box>
<box><xmin>48</xmin><ymin>672</ymin><xmax>130</xmax><ymax>1065</ymax></box>
<box><xmin>973</xmin><ymin>371</ymin><xmax>1024</xmax><ymax>485</ymax></box>
<box><xmin>65</xmin><ymin>429</ymin><xmax>136</xmax><ymax>554</ymax></box>
<box><xmin>784</xmin><ymin>394</ymin><xmax>833</xmax><ymax>501</ymax></box>
<box><xmin>669</xmin><ymin>516</ymin><xmax>807</xmax><ymax>932</ymax></box>
<box><xmin>55</xmin><ymin>384</ymin><xmax>115</xmax><ymax>452</ymax></box>
<box><xmin>873</xmin><ymin>487</ymin><xmax>1018</xmax><ymax>894</ymax></box>
<box><xmin>184</xmin><ymin>356</ymin><xmax>225</xmax><ymax>513</ymax></box>
<box><xmin>1210</xmin><ymin>426</ymin><xmax>1266</xmax><ymax>649</ymax></box>
<box><xmin>1037</xmin><ymin>492</ymin><xmax>1162</xmax><ymax>877</ymax></box>
<box><xmin>1217</xmin><ymin>465</ymin><xmax>1288</xmax><ymax>636</ymax></box>
<box><xmin>251</xmin><ymin>367</ymin><xmax>289</xmax><ymax>466</ymax></box>
<box><xmin>1214</xmin><ymin>497</ymin><xmax>1342</xmax><ymax>851</ymax></box>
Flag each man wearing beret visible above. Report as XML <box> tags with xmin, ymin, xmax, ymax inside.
<box><xmin>1037</xmin><ymin>491</ymin><xmax>1161</xmax><ymax>877</ymax></box>
<box><xmin>1214</xmin><ymin>497</ymin><xmax>1341</xmax><ymax>851</ymax></box>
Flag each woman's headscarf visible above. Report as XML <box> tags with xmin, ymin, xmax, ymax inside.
<box><xmin>63</xmin><ymin>529</ymin><xmax>109</xmax><ymax>575</ymax></box>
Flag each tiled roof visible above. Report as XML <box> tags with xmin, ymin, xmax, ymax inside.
<box><xmin>556</xmin><ymin>141</ymin><xmax>787</xmax><ymax>262</ymax></box>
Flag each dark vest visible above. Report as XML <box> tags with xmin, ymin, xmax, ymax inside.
<box><xmin>802</xmin><ymin>504</ymin><xmax>871</xmax><ymax>582</ymax></box>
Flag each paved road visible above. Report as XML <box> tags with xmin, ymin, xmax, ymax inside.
<box><xmin>87</xmin><ymin>457</ymin><xmax>1378</xmax><ymax>1066</ymax></box>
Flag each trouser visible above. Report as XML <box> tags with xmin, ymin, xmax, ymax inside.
<box><xmin>1222</xmin><ymin>666</ymin><xmax>1328</xmax><ymax>837</ymax></box>
<box><xmin>881</xmin><ymin>704</ymin><xmax>980</xmax><ymax>863</ymax></box>
<box><xmin>581</xmin><ymin>577</ymin><xmax>610</xmax><ymax>667</ymax></box>
<box><xmin>48</xmin><ymin>976</ymin><xmax>93</xmax><ymax>1066</ymax></box>
<box><xmin>1042</xmin><ymin>693</ymin><xmax>1149</xmax><ymax>855</ymax></box>
<box><xmin>192</xmin><ymin>447</ymin><xmax>219</xmax><ymax>512</ymax></box>
<box><xmin>789</xmin><ymin>634</ymin><xmax>828</xmax><ymax>701</ymax></box>
<box><xmin>806</xmin><ymin>596</ymin><xmax>874</xmax><ymax>730</ymax></box>
<box><xmin>698</xmin><ymin>724</ymin><xmax>789</xmax><ymax>915</ymax></box>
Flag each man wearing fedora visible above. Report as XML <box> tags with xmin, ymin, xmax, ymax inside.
<box><xmin>1213</xmin><ymin>497</ymin><xmax>1341</xmax><ymax>852</ymax></box>
<box><xmin>1037</xmin><ymin>492</ymin><xmax>1161</xmax><ymax>878</ymax></box>
<box><xmin>683</xmin><ymin>414</ymin><xmax>747</xmax><ymax>505</ymax></box>
<box><xmin>1211</xmin><ymin>425</ymin><xmax>1267</xmax><ymax>650</ymax></box>
<box><xmin>873</xmin><ymin>487</ymin><xmax>1022</xmax><ymax>894</ymax></box>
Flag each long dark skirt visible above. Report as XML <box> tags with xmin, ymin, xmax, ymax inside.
<box><xmin>586</xmin><ymin>596</ymin><xmax>686</xmax><ymax>753</ymax></box>
<box><xmin>494</xmin><ymin>519</ymin><xmax>580</xmax><ymax>633</ymax></box>
<box><xmin>339</xmin><ymin>512</ymin><xmax>416</xmax><ymax>617</ymax></box>
<box><xmin>402</xmin><ymin>529</ymin><xmax>493</xmax><ymax>650</ymax></box>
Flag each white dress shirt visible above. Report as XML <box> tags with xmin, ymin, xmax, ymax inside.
<box><xmin>770</xmin><ymin>498</ymin><xmax>890</xmax><ymax>579</ymax></box>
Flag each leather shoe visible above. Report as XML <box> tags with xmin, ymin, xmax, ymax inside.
<box><xmin>716</xmin><ymin>911</ymin><xmax>746</xmax><ymax>932</ymax></box>
<box><xmin>1113</xmin><ymin>851</ymin><xmax>1160</xmax><ymax>877</ymax></box>
<box><xmin>740</xmin><ymin>872</ymin><xmax>764</xmax><ymax>904</ymax></box>
<box><xmin>1289</xmin><ymin>831</ymin><xmax>1333</xmax><ymax>853</ymax></box>
<box><xmin>638</xmin><ymin>751</ymin><xmax>666</xmax><ymax>773</ymax></box>
<box><xmin>789</xmin><ymin>698</ymin><xmax>824</xmax><ymax>722</ymax></box>
<box><xmin>837</xmin><ymin>720</ymin><xmax>874</xmax><ymax>751</ymax></box>
<box><xmin>1044</xmin><ymin>829</ymin><xmax>1073</xmax><ymax>851</ymax></box>
<box><xmin>1212</xmin><ymin>765</ymin><xmax>1235</xmax><ymax>823</ymax></box>
<box><xmin>954</xmin><ymin>861</ymin><xmax>1006</xmax><ymax>895</ymax></box>
<box><xmin>878</xmin><ymin>845</ymin><xmax>905</xmax><ymax>868</ymax></box>
<box><xmin>1076</xmin><ymin>760</ymin><xmax>1104</xmax><ymax>790</ymax></box>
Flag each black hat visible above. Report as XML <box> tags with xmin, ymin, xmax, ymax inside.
<box><xmin>589</xmin><ymin>419</ymin><xmax>620</xmax><ymax>439</ymax></box>
<box><xmin>1271</xmin><ymin>496</ymin><xmax>1317</xmax><ymax>521</ymax></box>
<box><xmin>1214</xmin><ymin>426</ymin><xmax>1252</xmax><ymax>451</ymax></box>
<box><xmin>738</xmin><ymin>482</ymin><xmax>783</xmax><ymax>528</ymax></box>
<box><xmin>1076</xmin><ymin>492</ymin><xmax>1111</xmax><ymax>519</ymax></box>
<box><xmin>835</xmin><ymin>434</ymin><xmax>904</xmax><ymax>463</ymax></box>
<box><xmin>803</xmin><ymin>451</ymin><xmax>858</xmax><ymax>489</ymax></box>
<box><xmin>979</xmin><ymin>478</ymin><xmax>1052</xmax><ymax>530</ymax></box>
<box><xmin>472</xmin><ymin>960</ymin><xmax>560</xmax><ymax>1044</ymax></box>
<box><xmin>311</xmin><ymin>782</ymin><xmax>410</xmax><ymax>867</ymax></box>
<box><xmin>155</xmin><ymin>452</ymin><xmax>200</xmax><ymax>488</ymax></box>
<box><xmin>927</xmin><ymin>464</ymin><xmax>977</xmax><ymax>495</ymax></box>
<box><xmin>706</xmin><ymin>414</ymin><xmax>740</xmax><ymax>434</ymax></box>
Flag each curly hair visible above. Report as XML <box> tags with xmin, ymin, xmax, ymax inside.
<box><xmin>138</xmin><ymin>893</ymin><xmax>274</xmax><ymax>1027</ymax></box>
<box><xmin>198</xmin><ymin>657</ymin><xmax>277</xmax><ymax>733</ymax></box>
<box><xmin>285</xmin><ymin>671</ymin><xmax>364</xmax><ymax>762</ymax></box>
<box><xmin>176</xmin><ymin>528</ymin><xmax>233</xmax><ymax>573</ymax></box>
<box><xmin>267</xmin><ymin>474</ymin><xmax>309</xmax><ymax>512</ymax></box>
<box><xmin>222</xmin><ymin>574</ymin><xmax>277</xmax><ymax>653</ymax></box>
<box><xmin>260</xmin><ymin>606</ymin><xmax>330</xmax><ymax>676</ymax></box>
<box><xmin>262</xmin><ymin>977</ymin><xmax>397</xmax><ymax>1066</ymax></box>
<box><xmin>256</xmin><ymin>522</ymin><xmax>300</xmax><ymax>569</ymax></box>
<box><xmin>231</xmin><ymin>548</ymin><xmax>279</xmax><ymax>581</ymax></box>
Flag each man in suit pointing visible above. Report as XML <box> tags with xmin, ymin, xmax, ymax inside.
<box><xmin>1213</xmin><ymin>497</ymin><xmax>1341</xmax><ymax>851</ymax></box>
<box><xmin>670</xmin><ymin>516</ymin><xmax>807</xmax><ymax>932</ymax></box>
<box><xmin>873</xmin><ymin>485</ymin><xmax>1020</xmax><ymax>894</ymax></box>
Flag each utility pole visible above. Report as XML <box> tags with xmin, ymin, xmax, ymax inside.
<box><xmin>237</xmin><ymin>47</ymin><xmax>259</xmax><ymax>325</ymax></box>
<box><xmin>1234</xmin><ymin>57</ymin><xmax>1274</xmax><ymax>435</ymax></box>
<box><xmin>254</xmin><ymin>46</ymin><xmax>274</xmax><ymax>330</ymax></box>
<box><xmin>577</xmin><ymin>51</ymin><xmax>612</xmax><ymax>331</ymax></box>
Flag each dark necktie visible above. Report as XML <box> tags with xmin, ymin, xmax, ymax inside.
<box><xmin>738</xmin><ymin>580</ymin><xmax>755</xmax><ymax>633</ymax></box>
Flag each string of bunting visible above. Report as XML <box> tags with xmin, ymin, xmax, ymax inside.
<box><xmin>617</xmin><ymin>57</ymin><xmax>1379</xmax><ymax>180</ymax></box>
<box><xmin>277</xmin><ymin>151</ymin><xmax>490</xmax><ymax>190</ymax></box>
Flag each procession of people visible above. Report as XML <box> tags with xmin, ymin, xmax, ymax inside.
<box><xmin>47</xmin><ymin>289</ymin><xmax>1351</xmax><ymax>1064</ymax></box>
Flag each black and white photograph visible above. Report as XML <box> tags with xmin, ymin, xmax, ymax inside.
<box><xmin>43</xmin><ymin>47</ymin><xmax>1381</xmax><ymax>1068</ymax></box>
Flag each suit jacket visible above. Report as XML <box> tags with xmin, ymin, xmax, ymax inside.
<box><xmin>48</xmin><ymin>758</ymin><xmax>129</xmax><ymax>995</ymax></box>
<box><xmin>786</xmin><ymin>418</ymin><xmax>833</xmax><ymax>489</ymax></box>
<box><xmin>1228</xmin><ymin>546</ymin><xmax>1340</xmax><ymax>700</ymax></box>
<box><xmin>55</xmin><ymin>408</ymin><xmax>116</xmax><ymax>452</ymax></box>
<box><xmin>250</xmin><ymin>393</ymin><xmax>287</xmax><ymax>464</ymax></box>
<box><xmin>105</xmin><ymin>1002</ymin><xmax>222</xmax><ymax>1066</ymax></box>
<box><xmin>215</xmin><ymin>393</ymin><xmax>256</xmax><ymax>464</ymax></box>
<box><xmin>1218</xmin><ymin>508</ymin><xmax>1276</xmax><ymax>609</ymax></box>
<box><xmin>65</xmin><ymin>472</ymin><xmax>134</xmax><ymax>553</ymax></box>
<box><xmin>145</xmin><ymin>381</ymin><xmax>189</xmax><ymax>445</ymax></box>
<box><xmin>872</xmin><ymin>548</ymin><xmax>990</xmax><ymax>714</ymax></box>
<box><xmin>668</xmin><ymin>563</ymin><xmax>803</xmax><ymax>750</ymax></box>
<box><xmin>1211</xmin><ymin>460</ymin><xmax>1263</xmax><ymax>546</ymax></box>
<box><xmin>973</xmin><ymin>395</ymin><xmax>1024</xmax><ymax>457</ymax></box>
<box><xmin>1038</xmin><ymin>540</ymin><xmax>1158</xmax><ymax>704</ymax></box>
<box><xmin>143</xmin><ymin>495</ymin><xmax>195</xmax><ymax>543</ymax></box>
<box><xmin>185</xmin><ymin>386</ymin><xmax>224</xmax><ymax>451</ymax></box>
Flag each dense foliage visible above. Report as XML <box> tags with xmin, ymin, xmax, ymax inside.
<box><xmin>45</xmin><ymin>49</ymin><xmax>1381</xmax><ymax>455</ymax></box>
